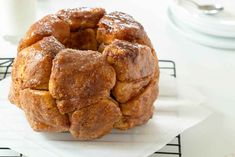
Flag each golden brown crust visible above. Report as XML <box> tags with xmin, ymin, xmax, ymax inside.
<box><xmin>19</xmin><ymin>89</ymin><xmax>69</xmax><ymax>132</ymax></box>
<box><xmin>56</xmin><ymin>7</ymin><xmax>105</xmax><ymax>31</ymax></box>
<box><xmin>49</xmin><ymin>49</ymin><xmax>116</xmax><ymax>113</ymax></box>
<box><xmin>104</xmin><ymin>40</ymin><xmax>155</xmax><ymax>81</ymax></box>
<box><xmin>97</xmin><ymin>11</ymin><xmax>152</xmax><ymax>47</ymax></box>
<box><xmin>114</xmin><ymin>109</ymin><xmax>154</xmax><ymax>130</ymax></box>
<box><xmin>114</xmin><ymin>81</ymin><xmax>158</xmax><ymax>130</ymax></box>
<box><xmin>112</xmin><ymin>76</ymin><xmax>151</xmax><ymax>103</ymax></box>
<box><xmin>18</xmin><ymin>15</ymin><xmax>70</xmax><ymax>52</ymax></box>
<box><xmin>103</xmin><ymin>40</ymin><xmax>156</xmax><ymax>103</ymax></box>
<box><xmin>120</xmin><ymin>82</ymin><xmax>157</xmax><ymax>118</ymax></box>
<box><xmin>70</xmin><ymin>98</ymin><xmax>121</xmax><ymax>140</ymax></box>
<box><xmin>13</xmin><ymin>36</ymin><xmax>65</xmax><ymax>91</ymax></box>
<box><xmin>9</xmin><ymin>7</ymin><xmax>159</xmax><ymax>140</ymax></box>
<box><xmin>8</xmin><ymin>81</ymin><xmax>21</xmax><ymax>108</ymax></box>
<box><xmin>26</xmin><ymin>115</ymin><xmax>65</xmax><ymax>132</ymax></box>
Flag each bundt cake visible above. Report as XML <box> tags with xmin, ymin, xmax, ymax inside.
<box><xmin>9</xmin><ymin>7</ymin><xmax>159</xmax><ymax>140</ymax></box>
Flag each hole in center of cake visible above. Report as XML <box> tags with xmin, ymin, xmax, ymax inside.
<box><xmin>66</xmin><ymin>28</ymin><xmax>99</xmax><ymax>51</ymax></box>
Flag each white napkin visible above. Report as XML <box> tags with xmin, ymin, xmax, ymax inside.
<box><xmin>0</xmin><ymin>75</ymin><xmax>211</xmax><ymax>157</ymax></box>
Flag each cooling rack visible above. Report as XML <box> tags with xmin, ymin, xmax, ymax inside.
<box><xmin>0</xmin><ymin>58</ymin><xmax>181</xmax><ymax>157</ymax></box>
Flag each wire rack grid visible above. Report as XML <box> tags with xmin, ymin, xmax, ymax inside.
<box><xmin>0</xmin><ymin>58</ymin><xmax>181</xmax><ymax>157</ymax></box>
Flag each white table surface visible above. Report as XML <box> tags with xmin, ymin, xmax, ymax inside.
<box><xmin>0</xmin><ymin>0</ymin><xmax>235</xmax><ymax>157</ymax></box>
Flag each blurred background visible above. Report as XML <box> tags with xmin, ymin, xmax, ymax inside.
<box><xmin>0</xmin><ymin>0</ymin><xmax>235</xmax><ymax>157</ymax></box>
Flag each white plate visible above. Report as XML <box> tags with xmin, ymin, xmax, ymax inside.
<box><xmin>169</xmin><ymin>0</ymin><xmax>235</xmax><ymax>38</ymax></box>
<box><xmin>167</xmin><ymin>7</ymin><xmax>235</xmax><ymax>50</ymax></box>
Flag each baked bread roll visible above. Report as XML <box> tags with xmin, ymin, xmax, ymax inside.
<box><xmin>9</xmin><ymin>7</ymin><xmax>159</xmax><ymax>140</ymax></box>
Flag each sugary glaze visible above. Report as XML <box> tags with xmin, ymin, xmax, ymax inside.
<box><xmin>56</xmin><ymin>8</ymin><xmax>105</xmax><ymax>30</ymax></box>
<box><xmin>9</xmin><ymin>7</ymin><xmax>159</xmax><ymax>140</ymax></box>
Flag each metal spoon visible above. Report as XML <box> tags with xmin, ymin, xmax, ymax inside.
<box><xmin>181</xmin><ymin>0</ymin><xmax>224</xmax><ymax>15</ymax></box>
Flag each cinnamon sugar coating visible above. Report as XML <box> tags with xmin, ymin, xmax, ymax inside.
<box><xmin>9</xmin><ymin>8</ymin><xmax>159</xmax><ymax>140</ymax></box>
